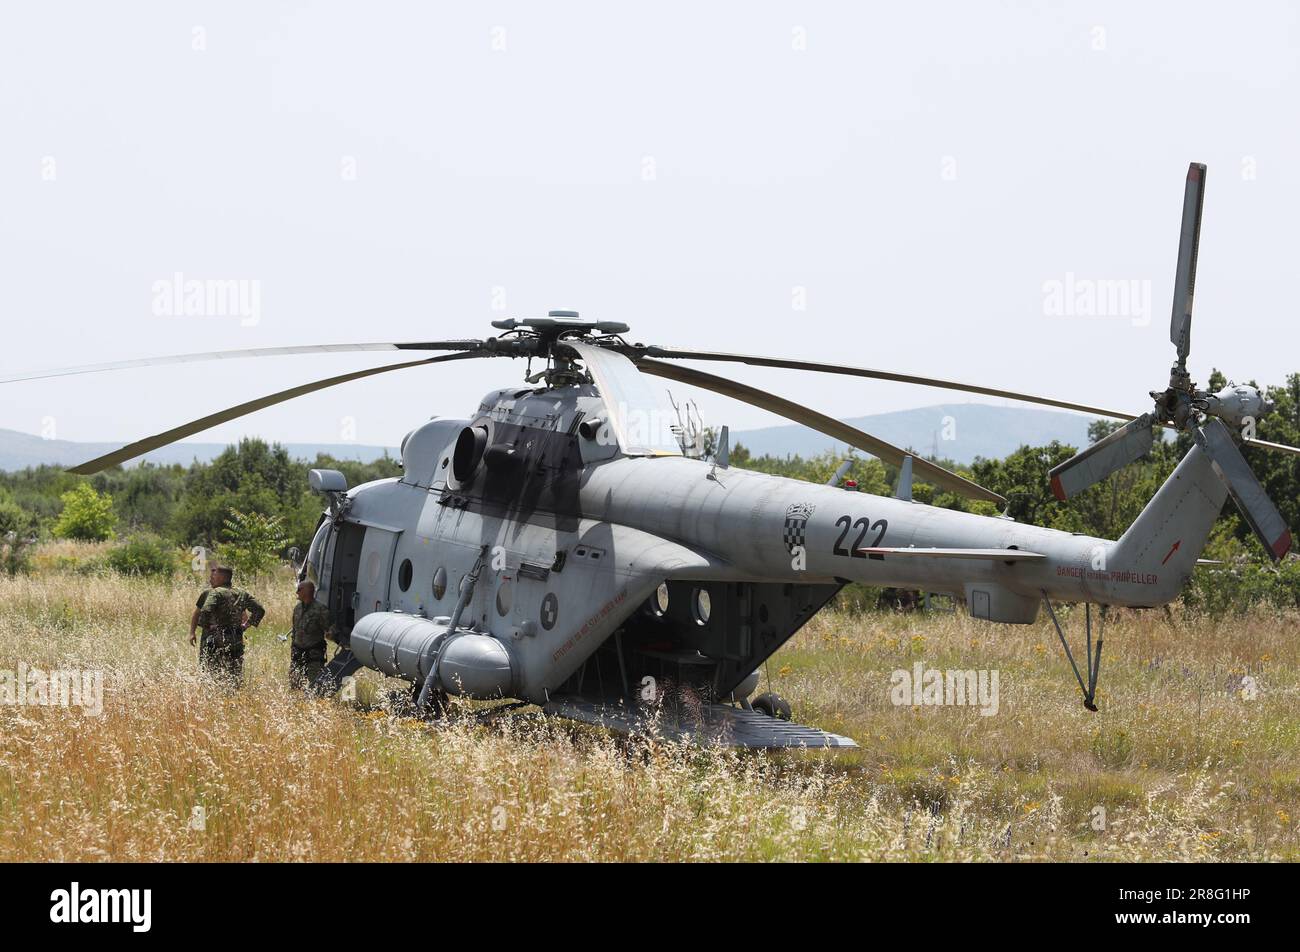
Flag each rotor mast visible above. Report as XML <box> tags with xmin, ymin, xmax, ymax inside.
<box><xmin>488</xmin><ymin>310</ymin><xmax>630</xmax><ymax>388</ymax></box>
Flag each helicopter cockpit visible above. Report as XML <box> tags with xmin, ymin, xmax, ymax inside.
<box><xmin>567</xmin><ymin>342</ymin><xmax>682</xmax><ymax>458</ymax></box>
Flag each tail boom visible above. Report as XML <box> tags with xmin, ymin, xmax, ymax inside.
<box><xmin>1105</xmin><ymin>443</ymin><xmax>1228</xmax><ymax>605</ymax></box>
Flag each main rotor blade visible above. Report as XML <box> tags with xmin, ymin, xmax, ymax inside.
<box><xmin>633</xmin><ymin>358</ymin><xmax>1005</xmax><ymax>505</ymax></box>
<box><xmin>66</xmin><ymin>351</ymin><xmax>483</xmax><ymax>474</ymax></box>
<box><xmin>1170</xmin><ymin>162</ymin><xmax>1207</xmax><ymax>365</ymax></box>
<box><xmin>614</xmin><ymin>345</ymin><xmax>1138</xmax><ymax>421</ymax></box>
<box><xmin>1048</xmin><ymin>415</ymin><xmax>1156</xmax><ymax>500</ymax></box>
<box><xmin>1243</xmin><ymin>436</ymin><xmax>1300</xmax><ymax>457</ymax></box>
<box><xmin>1197</xmin><ymin>418</ymin><xmax>1292</xmax><ymax>561</ymax></box>
<box><xmin>0</xmin><ymin>340</ymin><xmax>484</xmax><ymax>385</ymax></box>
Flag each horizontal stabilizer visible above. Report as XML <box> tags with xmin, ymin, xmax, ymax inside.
<box><xmin>857</xmin><ymin>546</ymin><xmax>1047</xmax><ymax>561</ymax></box>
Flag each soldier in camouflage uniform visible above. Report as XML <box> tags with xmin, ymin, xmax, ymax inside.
<box><xmin>194</xmin><ymin>566</ymin><xmax>265</xmax><ymax>687</ymax></box>
<box><xmin>188</xmin><ymin>565</ymin><xmax>224</xmax><ymax>645</ymax></box>
<box><xmin>290</xmin><ymin>579</ymin><xmax>334</xmax><ymax>693</ymax></box>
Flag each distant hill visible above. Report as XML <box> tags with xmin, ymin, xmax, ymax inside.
<box><xmin>0</xmin><ymin>428</ymin><xmax>398</xmax><ymax>472</ymax></box>
<box><xmin>731</xmin><ymin>403</ymin><xmax>1098</xmax><ymax>465</ymax></box>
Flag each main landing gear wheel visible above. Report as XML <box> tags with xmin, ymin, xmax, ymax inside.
<box><xmin>751</xmin><ymin>692</ymin><xmax>792</xmax><ymax>720</ymax></box>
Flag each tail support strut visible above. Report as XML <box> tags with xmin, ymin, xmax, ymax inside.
<box><xmin>1041</xmin><ymin>594</ymin><xmax>1105</xmax><ymax>712</ymax></box>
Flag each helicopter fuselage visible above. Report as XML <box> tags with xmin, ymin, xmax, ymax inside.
<box><xmin>304</xmin><ymin>381</ymin><xmax>1226</xmax><ymax>711</ymax></box>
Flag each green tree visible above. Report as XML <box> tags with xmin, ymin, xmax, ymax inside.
<box><xmin>1246</xmin><ymin>372</ymin><xmax>1300</xmax><ymax>542</ymax></box>
<box><xmin>310</xmin><ymin>452</ymin><xmax>402</xmax><ymax>489</ymax></box>
<box><xmin>216</xmin><ymin>508</ymin><xmax>289</xmax><ymax>577</ymax></box>
<box><xmin>172</xmin><ymin>439</ymin><xmax>305</xmax><ymax>550</ymax></box>
<box><xmin>969</xmin><ymin>441</ymin><xmax>1090</xmax><ymax>531</ymax></box>
<box><xmin>93</xmin><ymin>463</ymin><xmax>186</xmax><ymax>535</ymax></box>
<box><xmin>52</xmin><ymin>482</ymin><xmax>117</xmax><ymax>541</ymax></box>
<box><xmin>0</xmin><ymin>465</ymin><xmax>83</xmax><ymax>529</ymax></box>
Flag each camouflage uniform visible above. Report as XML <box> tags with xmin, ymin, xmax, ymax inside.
<box><xmin>289</xmin><ymin>599</ymin><xmax>333</xmax><ymax>692</ymax></box>
<box><xmin>197</xmin><ymin>584</ymin><xmax>265</xmax><ymax>687</ymax></box>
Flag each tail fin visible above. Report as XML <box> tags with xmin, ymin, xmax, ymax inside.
<box><xmin>1111</xmin><ymin>444</ymin><xmax>1227</xmax><ymax>598</ymax></box>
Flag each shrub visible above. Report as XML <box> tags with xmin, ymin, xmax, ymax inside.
<box><xmin>1183</xmin><ymin>557</ymin><xmax>1300</xmax><ymax>616</ymax></box>
<box><xmin>104</xmin><ymin>534</ymin><xmax>178</xmax><ymax>578</ymax></box>
<box><xmin>52</xmin><ymin>483</ymin><xmax>117</xmax><ymax>542</ymax></box>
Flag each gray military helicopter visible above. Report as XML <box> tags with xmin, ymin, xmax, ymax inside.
<box><xmin>7</xmin><ymin>163</ymin><xmax>1297</xmax><ymax>747</ymax></box>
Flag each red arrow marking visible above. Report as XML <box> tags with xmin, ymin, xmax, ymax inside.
<box><xmin>1161</xmin><ymin>539</ymin><xmax>1181</xmax><ymax>565</ymax></box>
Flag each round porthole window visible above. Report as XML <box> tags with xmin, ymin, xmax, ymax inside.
<box><xmin>397</xmin><ymin>559</ymin><xmax>413</xmax><ymax>592</ymax></box>
<box><xmin>651</xmin><ymin>582</ymin><xmax>670</xmax><ymax>617</ymax></box>
<box><xmin>495</xmin><ymin>580</ymin><xmax>513</xmax><ymax>617</ymax></box>
<box><xmin>693</xmin><ymin>588</ymin><xmax>711</xmax><ymax>626</ymax></box>
<box><xmin>432</xmin><ymin>566</ymin><xmax>447</xmax><ymax>600</ymax></box>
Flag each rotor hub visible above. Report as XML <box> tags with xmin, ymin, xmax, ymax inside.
<box><xmin>486</xmin><ymin>310</ymin><xmax>631</xmax><ymax>387</ymax></box>
<box><xmin>1151</xmin><ymin>376</ymin><xmax>1271</xmax><ymax>434</ymax></box>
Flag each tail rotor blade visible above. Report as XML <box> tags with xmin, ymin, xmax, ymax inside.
<box><xmin>1198</xmin><ymin>418</ymin><xmax>1293</xmax><ymax>561</ymax></box>
<box><xmin>1170</xmin><ymin>162</ymin><xmax>1207</xmax><ymax>365</ymax></box>
<box><xmin>1048</xmin><ymin>416</ymin><xmax>1156</xmax><ymax>500</ymax></box>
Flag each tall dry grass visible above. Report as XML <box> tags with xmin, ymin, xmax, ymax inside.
<box><xmin>1</xmin><ymin>544</ymin><xmax>1297</xmax><ymax>861</ymax></box>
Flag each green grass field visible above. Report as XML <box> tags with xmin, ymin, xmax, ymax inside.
<box><xmin>1</xmin><ymin>543</ymin><xmax>1297</xmax><ymax>861</ymax></box>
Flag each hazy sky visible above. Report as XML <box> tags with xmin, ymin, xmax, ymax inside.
<box><xmin>3</xmin><ymin>1</ymin><xmax>1298</xmax><ymax>453</ymax></box>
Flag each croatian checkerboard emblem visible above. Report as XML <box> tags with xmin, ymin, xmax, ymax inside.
<box><xmin>540</xmin><ymin>592</ymin><xmax>559</xmax><ymax>630</ymax></box>
<box><xmin>783</xmin><ymin>502</ymin><xmax>815</xmax><ymax>554</ymax></box>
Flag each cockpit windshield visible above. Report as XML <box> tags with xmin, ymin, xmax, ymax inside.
<box><xmin>569</xmin><ymin>342</ymin><xmax>683</xmax><ymax>457</ymax></box>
